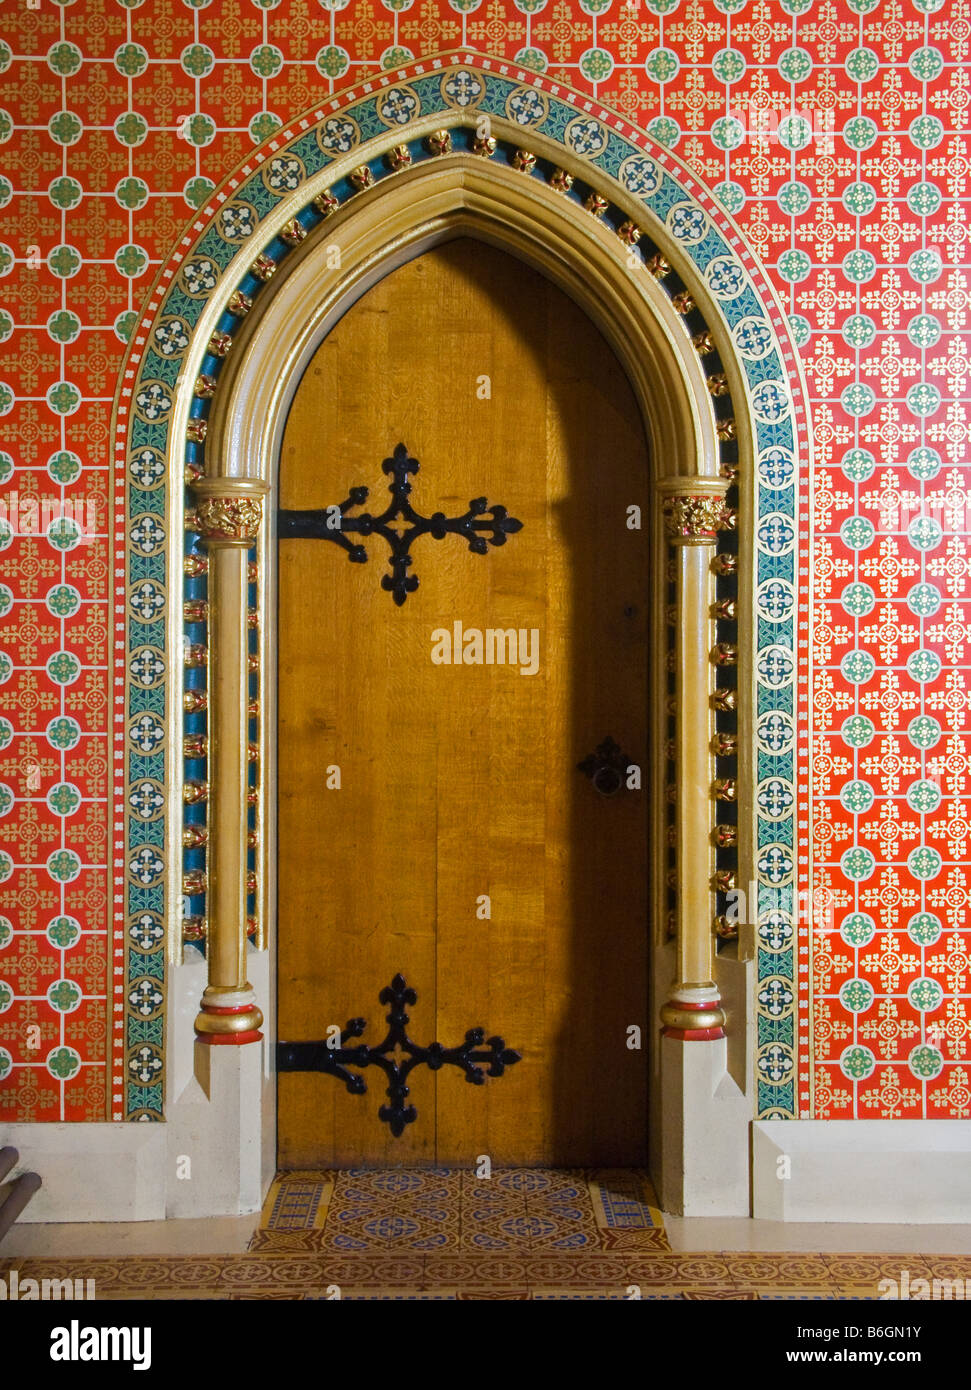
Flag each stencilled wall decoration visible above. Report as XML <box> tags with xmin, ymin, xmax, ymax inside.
<box><xmin>0</xmin><ymin>0</ymin><xmax>966</xmax><ymax>1130</ymax></box>
<box><xmin>108</xmin><ymin>56</ymin><xmax>804</xmax><ymax>1123</ymax></box>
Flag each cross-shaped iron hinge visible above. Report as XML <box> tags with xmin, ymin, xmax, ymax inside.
<box><xmin>277</xmin><ymin>974</ymin><xmax>521</xmax><ymax>1136</ymax></box>
<box><xmin>278</xmin><ymin>443</ymin><xmax>524</xmax><ymax>605</ymax></box>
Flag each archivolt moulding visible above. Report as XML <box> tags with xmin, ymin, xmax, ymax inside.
<box><xmin>113</xmin><ymin>52</ymin><xmax>808</xmax><ymax>1127</ymax></box>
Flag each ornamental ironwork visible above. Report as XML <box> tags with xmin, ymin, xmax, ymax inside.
<box><xmin>577</xmin><ymin>736</ymin><xmax>637</xmax><ymax>797</ymax></box>
<box><xmin>277</xmin><ymin>974</ymin><xmax>521</xmax><ymax>1136</ymax></box>
<box><xmin>278</xmin><ymin>442</ymin><xmax>523</xmax><ymax>605</ymax></box>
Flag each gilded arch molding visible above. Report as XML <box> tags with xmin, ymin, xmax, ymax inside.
<box><xmin>113</xmin><ymin>51</ymin><xmax>809</xmax><ymax>1123</ymax></box>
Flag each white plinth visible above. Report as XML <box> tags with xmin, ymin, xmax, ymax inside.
<box><xmin>754</xmin><ymin>1120</ymin><xmax>971</xmax><ymax>1223</ymax></box>
<box><xmin>655</xmin><ymin>1033</ymin><xmax>751</xmax><ymax>1217</ymax></box>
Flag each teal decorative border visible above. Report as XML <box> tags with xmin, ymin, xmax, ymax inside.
<box><xmin>115</xmin><ymin>54</ymin><xmax>808</xmax><ymax>1121</ymax></box>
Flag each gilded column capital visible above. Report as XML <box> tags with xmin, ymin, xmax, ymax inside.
<box><xmin>661</xmin><ymin>491</ymin><xmax>735</xmax><ymax>546</ymax></box>
<box><xmin>191</xmin><ymin>479</ymin><xmax>270</xmax><ymax>546</ymax></box>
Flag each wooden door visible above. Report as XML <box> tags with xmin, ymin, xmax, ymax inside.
<box><xmin>277</xmin><ymin>238</ymin><xmax>650</xmax><ymax>1168</ymax></box>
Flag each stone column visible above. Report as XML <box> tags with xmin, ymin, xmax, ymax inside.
<box><xmin>191</xmin><ymin>478</ymin><xmax>268</xmax><ymax>1044</ymax></box>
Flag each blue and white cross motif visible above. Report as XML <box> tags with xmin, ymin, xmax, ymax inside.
<box><xmin>130</xmin><ymin>845</ymin><xmax>165</xmax><ymax>886</ymax></box>
<box><xmin>565</xmin><ymin>117</ymin><xmax>607</xmax><ymax>156</ymax></box>
<box><xmin>129</xmin><ymin>516</ymin><xmax>165</xmax><ymax>555</ymax></box>
<box><xmin>757</xmin><ymin>447</ymin><xmax>795</xmax><ymax>489</ymax></box>
<box><xmin>620</xmin><ymin>155</ymin><xmax>661</xmax><ymax>196</ymax></box>
<box><xmin>319</xmin><ymin>116</ymin><xmax>358</xmax><ymax>153</ymax></box>
<box><xmin>757</xmin><ymin>647</ymin><xmax>795</xmax><ymax>688</ymax></box>
<box><xmin>129</xmin><ymin>979</ymin><xmax>164</xmax><ymax>1017</ymax></box>
<box><xmin>181</xmin><ymin>258</ymin><xmax>218</xmax><ymax>296</ymax></box>
<box><xmin>129</xmin><ymin>780</ymin><xmax>164</xmax><ymax>820</ymax></box>
<box><xmin>705</xmin><ymin>257</ymin><xmax>746</xmax><ymax>298</ymax></box>
<box><xmin>443</xmin><ymin>70</ymin><xmax>483</xmax><ymax>107</ymax></box>
<box><xmin>758</xmin><ymin>579</ymin><xmax>795</xmax><ymax>621</ymax></box>
<box><xmin>378</xmin><ymin>89</ymin><xmax>419</xmax><ymax>126</ymax></box>
<box><xmin>130</xmin><ymin>648</ymin><xmax>165</xmax><ymax>687</ymax></box>
<box><xmin>131</xmin><ymin>714</ymin><xmax>164</xmax><ymax>755</ymax></box>
<box><xmin>218</xmin><ymin>204</ymin><xmax>255</xmax><ymax>240</ymax></box>
<box><xmin>758</xmin><ymin>779</ymin><xmax>795</xmax><ymax>819</ymax></box>
<box><xmin>267</xmin><ymin>156</ymin><xmax>304</xmax><ymax>191</ymax></box>
<box><xmin>758</xmin><ymin>845</ymin><xmax>794</xmax><ymax>884</ymax></box>
<box><xmin>733</xmin><ymin>317</ymin><xmax>774</xmax><ymax>358</ymax></box>
<box><xmin>507</xmin><ymin>87</ymin><xmax>546</xmax><ymax>126</ymax></box>
<box><xmin>668</xmin><ymin>204</ymin><xmax>707</xmax><ymax>242</ymax></box>
<box><xmin>130</xmin><ymin>580</ymin><xmax>165</xmax><ymax>621</ymax></box>
<box><xmin>153</xmin><ymin>319</ymin><xmax>190</xmax><ymax>357</ymax></box>
<box><xmin>757</xmin><ymin>514</ymin><xmax>795</xmax><ymax>555</ymax></box>
<box><xmin>134</xmin><ymin>382</ymin><xmax>171</xmax><ymax>421</ymax></box>
<box><xmin>129</xmin><ymin>449</ymin><xmax>165</xmax><ymax>488</ymax></box>
<box><xmin>751</xmin><ymin>380</ymin><xmax>790</xmax><ymax>422</ymax></box>
<box><xmin>757</xmin><ymin>711</ymin><xmax>794</xmax><ymax>754</ymax></box>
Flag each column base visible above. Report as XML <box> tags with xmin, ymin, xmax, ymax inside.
<box><xmin>660</xmin><ymin>982</ymin><xmax>725</xmax><ymax>1039</ymax></box>
<box><xmin>195</xmin><ymin>984</ymin><xmax>264</xmax><ymax>1043</ymax></box>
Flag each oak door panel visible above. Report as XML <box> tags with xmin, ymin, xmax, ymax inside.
<box><xmin>277</xmin><ymin>238</ymin><xmax>650</xmax><ymax>1167</ymax></box>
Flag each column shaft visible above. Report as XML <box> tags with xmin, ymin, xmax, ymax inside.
<box><xmin>207</xmin><ymin>544</ymin><xmax>250</xmax><ymax>997</ymax></box>
<box><xmin>675</xmin><ymin>541</ymin><xmax>715</xmax><ymax>989</ymax></box>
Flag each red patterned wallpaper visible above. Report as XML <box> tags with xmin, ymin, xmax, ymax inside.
<box><xmin>0</xmin><ymin>0</ymin><xmax>969</xmax><ymax>1122</ymax></box>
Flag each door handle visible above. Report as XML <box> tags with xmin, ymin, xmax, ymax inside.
<box><xmin>577</xmin><ymin>737</ymin><xmax>635</xmax><ymax>797</ymax></box>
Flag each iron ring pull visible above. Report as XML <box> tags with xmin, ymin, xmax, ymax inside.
<box><xmin>577</xmin><ymin>737</ymin><xmax>636</xmax><ymax>797</ymax></box>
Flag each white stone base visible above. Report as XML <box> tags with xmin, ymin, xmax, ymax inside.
<box><xmin>1</xmin><ymin>1048</ymin><xmax>273</xmax><ymax>1224</ymax></box>
<box><xmin>654</xmin><ymin>1034</ymin><xmax>751</xmax><ymax>1217</ymax></box>
<box><xmin>0</xmin><ymin>1124</ymin><xmax>167</xmax><ymax>1223</ymax></box>
<box><xmin>16</xmin><ymin>944</ymin><xmax>971</xmax><ymax>1225</ymax></box>
<box><xmin>164</xmin><ymin>1042</ymin><xmax>267</xmax><ymax>1218</ymax></box>
<box><xmin>754</xmin><ymin>1120</ymin><xmax>971</xmax><ymax>1223</ymax></box>
<box><xmin>1</xmin><ymin>948</ymin><xmax>276</xmax><ymax>1224</ymax></box>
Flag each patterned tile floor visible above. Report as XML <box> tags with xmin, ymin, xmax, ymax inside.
<box><xmin>5</xmin><ymin>1170</ymin><xmax>971</xmax><ymax>1299</ymax></box>
<box><xmin>251</xmin><ymin>1168</ymin><xmax>669</xmax><ymax>1258</ymax></box>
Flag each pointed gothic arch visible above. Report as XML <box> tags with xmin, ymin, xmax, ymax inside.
<box><xmin>113</xmin><ymin>53</ymin><xmax>809</xmax><ymax>1214</ymax></box>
